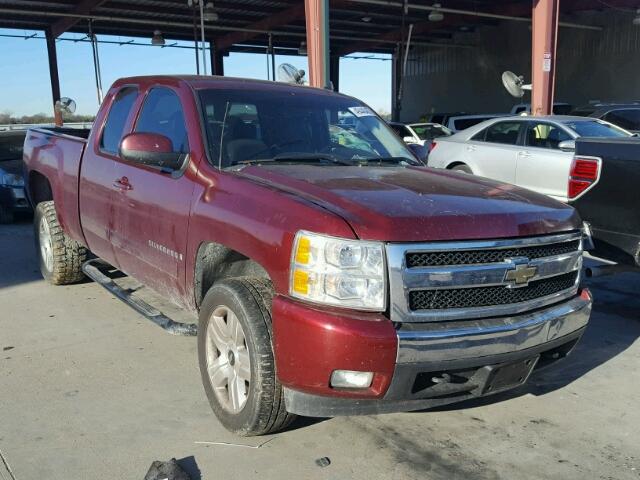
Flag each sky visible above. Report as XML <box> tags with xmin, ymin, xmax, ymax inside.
<box><xmin>0</xmin><ymin>28</ymin><xmax>391</xmax><ymax>117</ymax></box>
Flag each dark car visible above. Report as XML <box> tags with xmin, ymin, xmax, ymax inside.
<box><xmin>0</xmin><ymin>130</ymin><xmax>31</xmax><ymax>223</ymax></box>
<box><xmin>571</xmin><ymin>103</ymin><xmax>640</xmax><ymax>133</ymax></box>
<box><xmin>572</xmin><ymin>136</ymin><xmax>640</xmax><ymax>268</ymax></box>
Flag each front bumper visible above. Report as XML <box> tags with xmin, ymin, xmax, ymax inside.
<box><xmin>275</xmin><ymin>289</ymin><xmax>592</xmax><ymax>417</ymax></box>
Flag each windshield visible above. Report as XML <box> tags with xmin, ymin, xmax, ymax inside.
<box><xmin>411</xmin><ymin>124</ymin><xmax>452</xmax><ymax>140</ymax></box>
<box><xmin>198</xmin><ymin>88</ymin><xmax>420</xmax><ymax>168</ymax></box>
<box><xmin>564</xmin><ymin>120</ymin><xmax>631</xmax><ymax>138</ymax></box>
<box><xmin>453</xmin><ymin>117</ymin><xmax>495</xmax><ymax>131</ymax></box>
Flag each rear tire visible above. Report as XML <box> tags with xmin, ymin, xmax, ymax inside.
<box><xmin>0</xmin><ymin>205</ymin><xmax>14</xmax><ymax>224</ymax></box>
<box><xmin>34</xmin><ymin>201</ymin><xmax>87</xmax><ymax>285</ymax></box>
<box><xmin>451</xmin><ymin>163</ymin><xmax>473</xmax><ymax>174</ymax></box>
<box><xmin>198</xmin><ymin>278</ymin><xmax>295</xmax><ymax>436</ymax></box>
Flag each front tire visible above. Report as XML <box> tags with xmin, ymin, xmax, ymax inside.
<box><xmin>198</xmin><ymin>278</ymin><xmax>295</xmax><ymax>436</ymax></box>
<box><xmin>34</xmin><ymin>201</ymin><xmax>87</xmax><ymax>285</ymax></box>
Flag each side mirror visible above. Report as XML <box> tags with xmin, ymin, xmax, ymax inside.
<box><xmin>558</xmin><ymin>139</ymin><xmax>576</xmax><ymax>152</ymax></box>
<box><xmin>119</xmin><ymin>132</ymin><xmax>183</xmax><ymax>171</ymax></box>
<box><xmin>403</xmin><ymin>136</ymin><xmax>416</xmax><ymax>144</ymax></box>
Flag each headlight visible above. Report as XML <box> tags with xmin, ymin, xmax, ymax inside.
<box><xmin>289</xmin><ymin>231</ymin><xmax>386</xmax><ymax>311</ymax></box>
<box><xmin>1</xmin><ymin>173</ymin><xmax>24</xmax><ymax>187</ymax></box>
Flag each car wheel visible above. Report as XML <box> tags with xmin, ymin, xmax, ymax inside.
<box><xmin>451</xmin><ymin>164</ymin><xmax>473</xmax><ymax>174</ymax></box>
<box><xmin>198</xmin><ymin>278</ymin><xmax>295</xmax><ymax>436</ymax></box>
<box><xmin>0</xmin><ymin>204</ymin><xmax>14</xmax><ymax>224</ymax></box>
<box><xmin>34</xmin><ymin>201</ymin><xmax>87</xmax><ymax>285</ymax></box>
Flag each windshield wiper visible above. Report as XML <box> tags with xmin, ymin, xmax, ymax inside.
<box><xmin>238</xmin><ymin>153</ymin><xmax>354</xmax><ymax>166</ymax></box>
<box><xmin>354</xmin><ymin>156</ymin><xmax>421</xmax><ymax>166</ymax></box>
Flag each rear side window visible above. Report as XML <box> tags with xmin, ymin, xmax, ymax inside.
<box><xmin>135</xmin><ymin>88</ymin><xmax>189</xmax><ymax>153</ymax></box>
<box><xmin>484</xmin><ymin>121</ymin><xmax>522</xmax><ymax>145</ymax></box>
<box><xmin>603</xmin><ymin>109</ymin><xmax>640</xmax><ymax>131</ymax></box>
<box><xmin>100</xmin><ymin>87</ymin><xmax>138</xmax><ymax>154</ymax></box>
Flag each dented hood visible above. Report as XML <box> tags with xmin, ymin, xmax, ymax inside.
<box><xmin>237</xmin><ymin>164</ymin><xmax>581</xmax><ymax>242</ymax></box>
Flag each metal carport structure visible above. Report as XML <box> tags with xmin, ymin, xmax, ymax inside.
<box><xmin>0</xmin><ymin>0</ymin><xmax>638</xmax><ymax>120</ymax></box>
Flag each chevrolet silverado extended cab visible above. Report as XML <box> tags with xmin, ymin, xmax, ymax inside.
<box><xmin>23</xmin><ymin>76</ymin><xmax>592</xmax><ymax>436</ymax></box>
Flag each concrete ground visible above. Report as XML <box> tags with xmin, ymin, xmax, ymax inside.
<box><xmin>1</xmin><ymin>220</ymin><xmax>638</xmax><ymax>480</ymax></box>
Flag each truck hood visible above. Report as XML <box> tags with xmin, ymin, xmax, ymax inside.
<box><xmin>236</xmin><ymin>164</ymin><xmax>581</xmax><ymax>242</ymax></box>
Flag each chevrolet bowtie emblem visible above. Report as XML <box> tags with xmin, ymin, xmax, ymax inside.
<box><xmin>504</xmin><ymin>262</ymin><xmax>537</xmax><ymax>286</ymax></box>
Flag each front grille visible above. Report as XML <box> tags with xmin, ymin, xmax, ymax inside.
<box><xmin>406</xmin><ymin>240</ymin><xmax>580</xmax><ymax>268</ymax></box>
<box><xmin>409</xmin><ymin>271</ymin><xmax>578</xmax><ymax>311</ymax></box>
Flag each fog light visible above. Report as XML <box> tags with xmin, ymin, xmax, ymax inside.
<box><xmin>330</xmin><ymin>370</ymin><xmax>374</xmax><ymax>389</ymax></box>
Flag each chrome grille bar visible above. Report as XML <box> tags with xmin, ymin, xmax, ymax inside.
<box><xmin>386</xmin><ymin>232</ymin><xmax>583</xmax><ymax>323</ymax></box>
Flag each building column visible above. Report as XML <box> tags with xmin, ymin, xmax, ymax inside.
<box><xmin>304</xmin><ymin>0</ymin><xmax>330</xmax><ymax>88</ymax></box>
<box><xmin>329</xmin><ymin>55</ymin><xmax>339</xmax><ymax>91</ymax></box>
<box><xmin>531</xmin><ymin>0</ymin><xmax>559</xmax><ymax>116</ymax></box>
<box><xmin>45</xmin><ymin>28</ymin><xmax>62</xmax><ymax>126</ymax></box>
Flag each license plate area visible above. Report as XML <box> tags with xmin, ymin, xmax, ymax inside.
<box><xmin>472</xmin><ymin>355</ymin><xmax>539</xmax><ymax>396</ymax></box>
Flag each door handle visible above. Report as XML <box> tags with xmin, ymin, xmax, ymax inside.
<box><xmin>518</xmin><ymin>151</ymin><xmax>532</xmax><ymax>157</ymax></box>
<box><xmin>113</xmin><ymin>176</ymin><xmax>132</xmax><ymax>191</ymax></box>
<box><xmin>466</xmin><ymin>146</ymin><xmax>476</xmax><ymax>152</ymax></box>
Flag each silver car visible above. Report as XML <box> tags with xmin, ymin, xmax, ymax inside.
<box><xmin>427</xmin><ymin>115</ymin><xmax>632</xmax><ymax>202</ymax></box>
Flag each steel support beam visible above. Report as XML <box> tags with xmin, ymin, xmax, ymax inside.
<box><xmin>531</xmin><ymin>0</ymin><xmax>559</xmax><ymax>116</ymax></box>
<box><xmin>45</xmin><ymin>28</ymin><xmax>63</xmax><ymax>126</ymax></box>
<box><xmin>329</xmin><ymin>55</ymin><xmax>340</xmax><ymax>91</ymax></box>
<box><xmin>304</xmin><ymin>0</ymin><xmax>330</xmax><ymax>88</ymax></box>
<box><xmin>50</xmin><ymin>0</ymin><xmax>109</xmax><ymax>38</ymax></box>
<box><xmin>210</xmin><ymin>43</ymin><xmax>225</xmax><ymax>76</ymax></box>
<box><xmin>215</xmin><ymin>3</ymin><xmax>306</xmax><ymax>52</ymax></box>
<box><xmin>391</xmin><ymin>45</ymin><xmax>400</xmax><ymax>121</ymax></box>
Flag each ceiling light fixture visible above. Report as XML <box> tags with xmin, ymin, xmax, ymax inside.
<box><xmin>151</xmin><ymin>29</ymin><xmax>165</xmax><ymax>45</ymax></box>
<box><xmin>203</xmin><ymin>1</ymin><xmax>218</xmax><ymax>22</ymax></box>
<box><xmin>428</xmin><ymin>3</ymin><xmax>444</xmax><ymax>22</ymax></box>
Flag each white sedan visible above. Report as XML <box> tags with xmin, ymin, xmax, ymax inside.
<box><xmin>427</xmin><ymin>115</ymin><xmax>632</xmax><ymax>202</ymax></box>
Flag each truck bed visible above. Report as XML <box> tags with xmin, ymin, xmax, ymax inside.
<box><xmin>23</xmin><ymin>127</ymin><xmax>90</xmax><ymax>243</ymax></box>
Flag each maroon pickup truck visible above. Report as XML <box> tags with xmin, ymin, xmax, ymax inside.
<box><xmin>23</xmin><ymin>75</ymin><xmax>592</xmax><ymax>436</ymax></box>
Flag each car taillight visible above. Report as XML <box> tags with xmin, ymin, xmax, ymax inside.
<box><xmin>568</xmin><ymin>156</ymin><xmax>601</xmax><ymax>200</ymax></box>
<box><xmin>429</xmin><ymin>141</ymin><xmax>437</xmax><ymax>152</ymax></box>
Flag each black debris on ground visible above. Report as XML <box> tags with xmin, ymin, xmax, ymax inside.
<box><xmin>144</xmin><ymin>458</ymin><xmax>191</xmax><ymax>480</ymax></box>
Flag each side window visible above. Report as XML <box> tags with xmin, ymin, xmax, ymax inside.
<box><xmin>484</xmin><ymin>122</ymin><xmax>522</xmax><ymax>145</ymax></box>
<box><xmin>100</xmin><ymin>87</ymin><xmax>138</xmax><ymax>154</ymax></box>
<box><xmin>471</xmin><ymin>128</ymin><xmax>487</xmax><ymax>142</ymax></box>
<box><xmin>603</xmin><ymin>109</ymin><xmax>640</xmax><ymax>131</ymax></box>
<box><xmin>135</xmin><ymin>88</ymin><xmax>189</xmax><ymax>153</ymax></box>
<box><xmin>525</xmin><ymin>122</ymin><xmax>571</xmax><ymax>149</ymax></box>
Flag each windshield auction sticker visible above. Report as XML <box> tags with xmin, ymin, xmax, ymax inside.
<box><xmin>348</xmin><ymin>106</ymin><xmax>376</xmax><ymax>117</ymax></box>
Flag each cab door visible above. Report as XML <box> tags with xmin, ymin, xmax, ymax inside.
<box><xmin>79</xmin><ymin>86</ymin><xmax>139</xmax><ymax>268</ymax></box>
<box><xmin>110</xmin><ymin>86</ymin><xmax>196</xmax><ymax>298</ymax></box>
<box><xmin>516</xmin><ymin>121</ymin><xmax>574</xmax><ymax>202</ymax></box>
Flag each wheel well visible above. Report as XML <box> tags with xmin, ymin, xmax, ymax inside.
<box><xmin>447</xmin><ymin>161</ymin><xmax>467</xmax><ymax>169</ymax></box>
<box><xmin>194</xmin><ymin>242</ymin><xmax>270</xmax><ymax>309</ymax></box>
<box><xmin>28</xmin><ymin>171</ymin><xmax>53</xmax><ymax>206</ymax></box>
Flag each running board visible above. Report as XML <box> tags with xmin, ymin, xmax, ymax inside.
<box><xmin>82</xmin><ymin>259</ymin><xmax>197</xmax><ymax>336</ymax></box>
